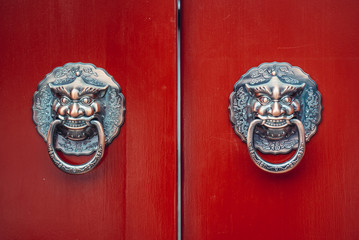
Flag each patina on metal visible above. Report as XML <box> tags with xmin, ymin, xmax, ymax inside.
<box><xmin>33</xmin><ymin>63</ymin><xmax>125</xmax><ymax>174</ymax></box>
<box><xmin>229</xmin><ymin>62</ymin><xmax>322</xmax><ymax>173</ymax></box>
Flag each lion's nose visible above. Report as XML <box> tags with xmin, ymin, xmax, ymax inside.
<box><xmin>68</xmin><ymin>103</ymin><xmax>84</xmax><ymax>118</ymax></box>
<box><xmin>271</xmin><ymin>101</ymin><xmax>283</xmax><ymax>117</ymax></box>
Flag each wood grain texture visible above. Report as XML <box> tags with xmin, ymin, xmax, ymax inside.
<box><xmin>0</xmin><ymin>1</ymin><xmax>177</xmax><ymax>239</ymax></box>
<box><xmin>181</xmin><ymin>0</ymin><xmax>359</xmax><ymax>239</ymax></box>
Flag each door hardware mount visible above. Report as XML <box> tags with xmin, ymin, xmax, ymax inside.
<box><xmin>229</xmin><ymin>62</ymin><xmax>322</xmax><ymax>173</ymax></box>
<box><xmin>32</xmin><ymin>63</ymin><xmax>125</xmax><ymax>174</ymax></box>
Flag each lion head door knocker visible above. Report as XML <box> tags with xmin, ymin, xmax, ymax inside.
<box><xmin>32</xmin><ymin>63</ymin><xmax>125</xmax><ymax>174</ymax></box>
<box><xmin>229</xmin><ymin>62</ymin><xmax>322</xmax><ymax>173</ymax></box>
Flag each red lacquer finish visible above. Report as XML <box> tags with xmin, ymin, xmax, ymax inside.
<box><xmin>182</xmin><ymin>0</ymin><xmax>359</xmax><ymax>239</ymax></box>
<box><xmin>0</xmin><ymin>1</ymin><xmax>177</xmax><ymax>239</ymax></box>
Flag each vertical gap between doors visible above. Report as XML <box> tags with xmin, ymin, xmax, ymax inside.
<box><xmin>177</xmin><ymin>0</ymin><xmax>181</xmax><ymax>239</ymax></box>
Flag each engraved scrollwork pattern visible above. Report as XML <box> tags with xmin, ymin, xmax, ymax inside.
<box><xmin>302</xmin><ymin>87</ymin><xmax>322</xmax><ymax>141</ymax></box>
<box><xmin>231</xmin><ymin>86</ymin><xmax>250</xmax><ymax>141</ymax></box>
<box><xmin>253</xmin><ymin>135</ymin><xmax>298</xmax><ymax>153</ymax></box>
<box><xmin>56</xmin><ymin>136</ymin><xmax>98</xmax><ymax>155</ymax></box>
<box><xmin>103</xmin><ymin>88</ymin><xmax>125</xmax><ymax>144</ymax></box>
<box><xmin>32</xmin><ymin>85</ymin><xmax>54</xmax><ymax>141</ymax></box>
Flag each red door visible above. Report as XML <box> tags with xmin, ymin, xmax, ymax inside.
<box><xmin>182</xmin><ymin>0</ymin><xmax>359</xmax><ymax>239</ymax></box>
<box><xmin>1</xmin><ymin>0</ymin><xmax>359</xmax><ymax>239</ymax></box>
<box><xmin>0</xmin><ymin>0</ymin><xmax>177</xmax><ymax>239</ymax></box>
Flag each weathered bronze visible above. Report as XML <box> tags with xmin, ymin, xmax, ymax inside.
<box><xmin>33</xmin><ymin>63</ymin><xmax>125</xmax><ymax>174</ymax></box>
<box><xmin>229</xmin><ymin>62</ymin><xmax>322</xmax><ymax>173</ymax></box>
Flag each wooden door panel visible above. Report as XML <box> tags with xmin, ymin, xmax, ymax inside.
<box><xmin>182</xmin><ymin>0</ymin><xmax>359</xmax><ymax>239</ymax></box>
<box><xmin>0</xmin><ymin>1</ymin><xmax>177</xmax><ymax>239</ymax></box>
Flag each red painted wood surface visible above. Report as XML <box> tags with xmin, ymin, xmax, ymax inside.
<box><xmin>182</xmin><ymin>0</ymin><xmax>359</xmax><ymax>239</ymax></box>
<box><xmin>0</xmin><ymin>1</ymin><xmax>177</xmax><ymax>239</ymax></box>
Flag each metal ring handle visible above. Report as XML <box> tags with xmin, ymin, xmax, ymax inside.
<box><xmin>247</xmin><ymin>119</ymin><xmax>306</xmax><ymax>173</ymax></box>
<box><xmin>47</xmin><ymin>119</ymin><xmax>105</xmax><ymax>174</ymax></box>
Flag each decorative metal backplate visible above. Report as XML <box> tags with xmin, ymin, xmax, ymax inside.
<box><xmin>32</xmin><ymin>63</ymin><xmax>125</xmax><ymax>174</ymax></box>
<box><xmin>229</xmin><ymin>62</ymin><xmax>322</xmax><ymax>173</ymax></box>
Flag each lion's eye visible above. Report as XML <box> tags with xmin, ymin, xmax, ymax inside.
<box><xmin>258</xmin><ymin>96</ymin><xmax>271</xmax><ymax>105</ymax></box>
<box><xmin>60</xmin><ymin>96</ymin><xmax>70</xmax><ymax>105</ymax></box>
<box><xmin>80</xmin><ymin>96</ymin><xmax>93</xmax><ymax>105</ymax></box>
<box><xmin>282</xmin><ymin>96</ymin><xmax>292</xmax><ymax>103</ymax></box>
